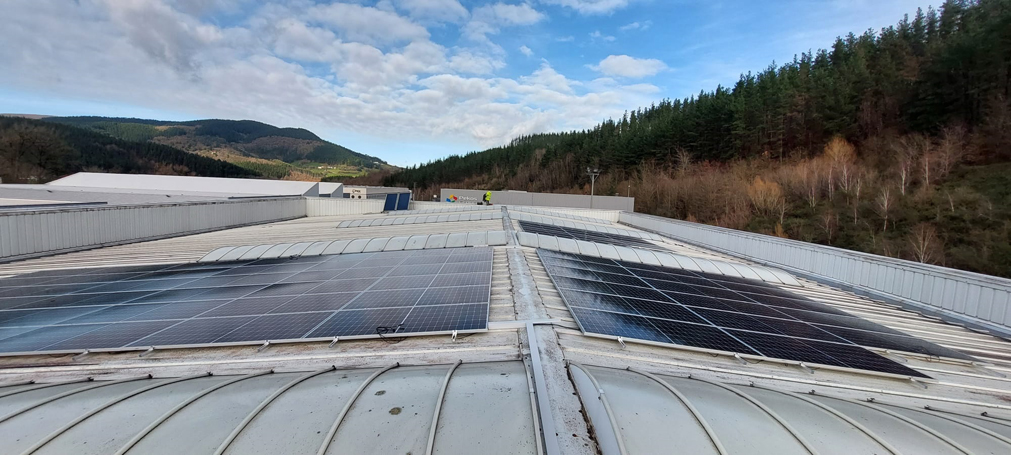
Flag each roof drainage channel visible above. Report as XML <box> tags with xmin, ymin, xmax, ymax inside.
<box><xmin>516</xmin><ymin>233</ymin><xmax>799</xmax><ymax>286</ymax></box>
<box><xmin>337</xmin><ymin>211</ymin><xmax>502</xmax><ymax>228</ymax></box>
<box><xmin>197</xmin><ymin>230</ymin><xmax>509</xmax><ymax>262</ymax></box>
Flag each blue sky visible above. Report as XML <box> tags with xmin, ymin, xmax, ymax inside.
<box><xmin>1</xmin><ymin>0</ymin><xmax>932</xmax><ymax>166</ymax></box>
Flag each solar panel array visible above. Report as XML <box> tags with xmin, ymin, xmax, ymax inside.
<box><xmin>518</xmin><ymin>220</ymin><xmax>665</xmax><ymax>252</ymax></box>
<box><xmin>539</xmin><ymin>249</ymin><xmax>970</xmax><ymax>378</ymax></box>
<box><xmin>0</xmin><ymin>248</ymin><xmax>493</xmax><ymax>353</ymax></box>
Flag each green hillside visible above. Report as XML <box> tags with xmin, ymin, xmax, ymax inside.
<box><xmin>376</xmin><ymin>0</ymin><xmax>1011</xmax><ymax>278</ymax></box>
<box><xmin>0</xmin><ymin>117</ymin><xmax>257</xmax><ymax>183</ymax></box>
<box><xmin>43</xmin><ymin>117</ymin><xmax>386</xmax><ymax>171</ymax></box>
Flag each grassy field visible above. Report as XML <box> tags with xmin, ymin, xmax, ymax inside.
<box><xmin>194</xmin><ymin>148</ymin><xmax>377</xmax><ymax>181</ymax></box>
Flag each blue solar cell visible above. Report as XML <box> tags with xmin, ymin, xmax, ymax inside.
<box><xmin>539</xmin><ymin>249</ymin><xmax>949</xmax><ymax>377</ymax></box>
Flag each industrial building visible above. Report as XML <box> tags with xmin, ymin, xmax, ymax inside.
<box><xmin>0</xmin><ymin>173</ymin><xmax>1009</xmax><ymax>454</ymax></box>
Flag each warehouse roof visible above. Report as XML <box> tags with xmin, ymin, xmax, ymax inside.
<box><xmin>47</xmin><ymin>173</ymin><xmax>321</xmax><ymax>197</ymax></box>
<box><xmin>1</xmin><ymin>203</ymin><xmax>1009</xmax><ymax>454</ymax></box>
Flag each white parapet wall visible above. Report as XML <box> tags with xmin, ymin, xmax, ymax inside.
<box><xmin>305</xmin><ymin>197</ymin><xmax>385</xmax><ymax>216</ymax></box>
<box><xmin>620</xmin><ymin>212</ymin><xmax>1011</xmax><ymax>336</ymax></box>
<box><xmin>0</xmin><ymin>197</ymin><xmax>390</xmax><ymax>263</ymax></box>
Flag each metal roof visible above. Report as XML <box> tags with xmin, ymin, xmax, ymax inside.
<box><xmin>1</xmin><ymin>202</ymin><xmax>1010</xmax><ymax>454</ymax></box>
<box><xmin>0</xmin><ymin>185</ymin><xmax>238</xmax><ymax>206</ymax></box>
<box><xmin>47</xmin><ymin>173</ymin><xmax>320</xmax><ymax>197</ymax></box>
<box><xmin>0</xmin><ymin>362</ymin><xmax>538</xmax><ymax>455</ymax></box>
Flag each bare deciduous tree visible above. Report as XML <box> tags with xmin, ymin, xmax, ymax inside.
<box><xmin>936</xmin><ymin>125</ymin><xmax>966</xmax><ymax>178</ymax></box>
<box><xmin>909</xmin><ymin>223</ymin><xmax>943</xmax><ymax>264</ymax></box>
<box><xmin>824</xmin><ymin>136</ymin><xmax>856</xmax><ymax>192</ymax></box>
<box><xmin>876</xmin><ymin>186</ymin><xmax>893</xmax><ymax>232</ymax></box>
<box><xmin>892</xmin><ymin>134</ymin><xmax>929</xmax><ymax>195</ymax></box>
<box><xmin>675</xmin><ymin>147</ymin><xmax>692</xmax><ymax>175</ymax></box>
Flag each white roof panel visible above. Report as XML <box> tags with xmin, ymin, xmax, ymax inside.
<box><xmin>47</xmin><ymin>173</ymin><xmax>319</xmax><ymax>197</ymax></box>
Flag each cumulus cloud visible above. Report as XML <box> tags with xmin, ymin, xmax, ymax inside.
<box><xmin>394</xmin><ymin>0</ymin><xmax>469</xmax><ymax>24</ymax></box>
<box><xmin>589</xmin><ymin>30</ymin><xmax>616</xmax><ymax>42</ymax></box>
<box><xmin>540</xmin><ymin>0</ymin><xmax>628</xmax><ymax>15</ymax></box>
<box><xmin>465</xmin><ymin>2</ymin><xmax>545</xmax><ymax>41</ymax></box>
<box><xmin>519</xmin><ymin>45</ymin><xmax>533</xmax><ymax>56</ymax></box>
<box><xmin>619</xmin><ymin>20</ymin><xmax>652</xmax><ymax>31</ymax></box>
<box><xmin>307</xmin><ymin>2</ymin><xmax>429</xmax><ymax>46</ymax></box>
<box><xmin>590</xmin><ymin>55</ymin><xmax>668</xmax><ymax>78</ymax></box>
<box><xmin>1</xmin><ymin>0</ymin><xmax>660</xmax><ymax>159</ymax></box>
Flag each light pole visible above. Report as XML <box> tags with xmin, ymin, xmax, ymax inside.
<box><xmin>586</xmin><ymin>167</ymin><xmax>600</xmax><ymax>209</ymax></box>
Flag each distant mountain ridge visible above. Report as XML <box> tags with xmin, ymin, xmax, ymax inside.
<box><xmin>42</xmin><ymin>116</ymin><xmax>385</xmax><ymax>168</ymax></box>
<box><xmin>0</xmin><ymin>117</ymin><xmax>258</xmax><ymax>183</ymax></box>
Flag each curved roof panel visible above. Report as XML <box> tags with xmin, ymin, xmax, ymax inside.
<box><xmin>570</xmin><ymin>364</ymin><xmax>1011</xmax><ymax>455</ymax></box>
<box><xmin>0</xmin><ymin>362</ymin><xmax>538</xmax><ymax>455</ymax></box>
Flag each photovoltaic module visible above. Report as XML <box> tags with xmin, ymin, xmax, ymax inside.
<box><xmin>0</xmin><ymin>247</ymin><xmax>493</xmax><ymax>353</ymax></box>
<box><xmin>539</xmin><ymin>249</ymin><xmax>971</xmax><ymax>378</ymax></box>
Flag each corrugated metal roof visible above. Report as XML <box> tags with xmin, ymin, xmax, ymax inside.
<box><xmin>1</xmin><ymin>200</ymin><xmax>1009</xmax><ymax>454</ymax></box>
<box><xmin>0</xmin><ymin>185</ymin><xmax>236</xmax><ymax>206</ymax></box>
<box><xmin>47</xmin><ymin>173</ymin><xmax>320</xmax><ymax>197</ymax></box>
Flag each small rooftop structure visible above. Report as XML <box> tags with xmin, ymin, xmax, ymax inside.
<box><xmin>0</xmin><ymin>177</ymin><xmax>1009</xmax><ymax>454</ymax></box>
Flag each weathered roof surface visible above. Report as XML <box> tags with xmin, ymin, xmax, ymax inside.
<box><xmin>0</xmin><ymin>185</ymin><xmax>236</xmax><ymax>206</ymax></box>
<box><xmin>1</xmin><ymin>203</ymin><xmax>1010</xmax><ymax>454</ymax></box>
<box><xmin>0</xmin><ymin>214</ymin><xmax>505</xmax><ymax>275</ymax></box>
<box><xmin>47</xmin><ymin>173</ymin><xmax>320</xmax><ymax>197</ymax></box>
<box><xmin>0</xmin><ymin>362</ymin><xmax>538</xmax><ymax>455</ymax></box>
<box><xmin>570</xmin><ymin>363</ymin><xmax>1011</xmax><ymax>455</ymax></box>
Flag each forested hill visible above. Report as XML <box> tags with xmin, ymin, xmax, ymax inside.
<box><xmin>372</xmin><ymin>0</ymin><xmax>1011</xmax><ymax>278</ymax></box>
<box><xmin>385</xmin><ymin>0</ymin><xmax>1010</xmax><ymax>187</ymax></box>
<box><xmin>0</xmin><ymin>117</ymin><xmax>257</xmax><ymax>182</ymax></box>
<box><xmin>43</xmin><ymin>117</ymin><xmax>385</xmax><ymax>168</ymax></box>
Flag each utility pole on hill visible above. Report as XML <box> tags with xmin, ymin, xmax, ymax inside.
<box><xmin>586</xmin><ymin>167</ymin><xmax>600</xmax><ymax>209</ymax></box>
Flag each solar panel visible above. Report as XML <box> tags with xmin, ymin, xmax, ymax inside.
<box><xmin>0</xmin><ymin>247</ymin><xmax>494</xmax><ymax>353</ymax></box>
<box><xmin>540</xmin><ymin>249</ymin><xmax>972</xmax><ymax>378</ymax></box>
<box><xmin>518</xmin><ymin>220</ymin><xmax>666</xmax><ymax>251</ymax></box>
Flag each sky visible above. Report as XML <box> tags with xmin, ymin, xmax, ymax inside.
<box><xmin>1</xmin><ymin>0</ymin><xmax>932</xmax><ymax>167</ymax></box>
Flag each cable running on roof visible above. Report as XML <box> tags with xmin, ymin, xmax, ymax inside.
<box><xmin>21</xmin><ymin>373</ymin><xmax>213</xmax><ymax>455</ymax></box>
<box><xmin>882</xmin><ymin>403</ymin><xmax>1011</xmax><ymax>448</ymax></box>
<box><xmin>0</xmin><ymin>375</ymin><xmax>150</xmax><ymax>425</ymax></box>
<box><xmin>213</xmin><ymin>366</ymin><xmax>338</xmax><ymax>455</ymax></box>
<box><xmin>425</xmin><ymin>360</ymin><xmax>463</xmax><ymax>455</ymax></box>
<box><xmin>625</xmin><ymin>368</ymin><xmax>729</xmax><ymax>455</ymax></box>
<box><xmin>0</xmin><ymin>377</ymin><xmax>93</xmax><ymax>400</ymax></box>
<box><xmin>686</xmin><ymin>376</ymin><xmax>820</xmax><ymax>455</ymax></box>
<box><xmin>819</xmin><ymin>397</ymin><xmax>974</xmax><ymax>455</ymax></box>
<box><xmin>113</xmin><ymin>370</ymin><xmax>274</xmax><ymax>455</ymax></box>
<box><xmin>568</xmin><ymin>363</ymin><xmax>629</xmax><ymax>455</ymax></box>
<box><xmin>316</xmin><ymin>363</ymin><xmax>400</xmax><ymax>455</ymax></box>
<box><xmin>745</xmin><ymin>385</ymin><xmax>901</xmax><ymax>455</ymax></box>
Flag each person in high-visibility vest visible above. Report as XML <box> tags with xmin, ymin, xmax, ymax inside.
<box><xmin>483</xmin><ymin>191</ymin><xmax>492</xmax><ymax>205</ymax></box>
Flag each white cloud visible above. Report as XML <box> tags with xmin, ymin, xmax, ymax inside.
<box><xmin>307</xmin><ymin>2</ymin><xmax>429</xmax><ymax>46</ymax></box>
<box><xmin>480</xmin><ymin>3</ymin><xmax>545</xmax><ymax>25</ymax></box>
<box><xmin>465</xmin><ymin>2</ymin><xmax>545</xmax><ymax>41</ymax></box>
<box><xmin>448</xmin><ymin>50</ymin><xmax>505</xmax><ymax>74</ymax></box>
<box><xmin>591</xmin><ymin>55</ymin><xmax>667</xmax><ymax>78</ymax></box>
<box><xmin>589</xmin><ymin>30</ymin><xmax>616</xmax><ymax>42</ymax></box>
<box><xmin>393</xmin><ymin>0</ymin><xmax>469</xmax><ymax>24</ymax></box>
<box><xmin>519</xmin><ymin>45</ymin><xmax>533</xmax><ymax>56</ymax></box>
<box><xmin>1</xmin><ymin>0</ymin><xmax>661</xmax><ymax>157</ymax></box>
<box><xmin>619</xmin><ymin>20</ymin><xmax>652</xmax><ymax>31</ymax></box>
<box><xmin>540</xmin><ymin>0</ymin><xmax>628</xmax><ymax>15</ymax></box>
<box><xmin>556</xmin><ymin>35</ymin><xmax>575</xmax><ymax>42</ymax></box>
